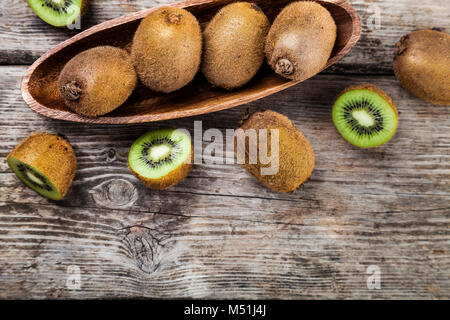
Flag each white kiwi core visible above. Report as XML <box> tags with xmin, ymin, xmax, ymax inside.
<box><xmin>149</xmin><ymin>144</ymin><xmax>172</xmax><ymax>162</ymax></box>
<box><xmin>352</xmin><ymin>110</ymin><xmax>375</xmax><ymax>127</ymax></box>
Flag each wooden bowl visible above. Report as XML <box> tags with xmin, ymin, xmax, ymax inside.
<box><xmin>21</xmin><ymin>0</ymin><xmax>361</xmax><ymax>124</ymax></box>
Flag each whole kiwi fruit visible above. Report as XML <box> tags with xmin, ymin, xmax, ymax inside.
<box><xmin>131</xmin><ymin>7</ymin><xmax>202</xmax><ymax>93</ymax></box>
<box><xmin>202</xmin><ymin>2</ymin><xmax>270</xmax><ymax>90</ymax></box>
<box><xmin>58</xmin><ymin>46</ymin><xmax>137</xmax><ymax>117</ymax></box>
<box><xmin>235</xmin><ymin>110</ymin><xmax>315</xmax><ymax>193</ymax></box>
<box><xmin>265</xmin><ymin>1</ymin><xmax>337</xmax><ymax>81</ymax></box>
<box><xmin>7</xmin><ymin>132</ymin><xmax>77</xmax><ymax>200</ymax></box>
<box><xmin>394</xmin><ymin>29</ymin><xmax>450</xmax><ymax>106</ymax></box>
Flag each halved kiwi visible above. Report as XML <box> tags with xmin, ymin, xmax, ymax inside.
<box><xmin>7</xmin><ymin>133</ymin><xmax>77</xmax><ymax>200</ymax></box>
<box><xmin>128</xmin><ymin>128</ymin><xmax>193</xmax><ymax>190</ymax></box>
<box><xmin>332</xmin><ymin>84</ymin><xmax>399</xmax><ymax>148</ymax></box>
<box><xmin>26</xmin><ymin>0</ymin><xmax>89</xmax><ymax>27</ymax></box>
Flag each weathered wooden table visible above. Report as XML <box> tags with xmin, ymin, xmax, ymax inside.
<box><xmin>0</xmin><ymin>0</ymin><xmax>448</xmax><ymax>299</ymax></box>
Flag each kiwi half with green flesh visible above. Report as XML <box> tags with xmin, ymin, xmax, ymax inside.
<box><xmin>7</xmin><ymin>133</ymin><xmax>77</xmax><ymax>200</ymax></box>
<box><xmin>332</xmin><ymin>84</ymin><xmax>399</xmax><ymax>148</ymax></box>
<box><xmin>128</xmin><ymin>128</ymin><xmax>193</xmax><ymax>190</ymax></box>
<box><xmin>26</xmin><ymin>0</ymin><xmax>89</xmax><ymax>27</ymax></box>
<box><xmin>58</xmin><ymin>46</ymin><xmax>137</xmax><ymax>117</ymax></box>
<box><xmin>236</xmin><ymin>110</ymin><xmax>315</xmax><ymax>193</ymax></box>
<box><xmin>265</xmin><ymin>1</ymin><xmax>336</xmax><ymax>81</ymax></box>
<box><xmin>394</xmin><ymin>30</ymin><xmax>450</xmax><ymax>106</ymax></box>
<box><xmin>202</xmin><ymin>2</ymin><xmax>270</xmax><ymax>90</ymax></box>
<box><xmin>131</xmin><ymin>7</ymin><xmax>202</xmax><ymax>93</ymax></box>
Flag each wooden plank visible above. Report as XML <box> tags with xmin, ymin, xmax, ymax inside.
<box><xmin>0</xmin><ymin>66</ymin><xmax>448</xmax><ymax>298</ymax></box>
<box><xmin>1</xmin><ymin>0</ymin><xmax>449</xmax><ymax>73</ymax></box>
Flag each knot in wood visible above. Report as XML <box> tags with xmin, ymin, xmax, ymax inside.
<box><xmin>90</xmin><ymin>179</ymin><xmax>138</xmax><ymax>209</ymax></box>
<box><xmin>124</xmin><ymin>226</ymin><xmax>163</xmax><ymax>273</ymax></box>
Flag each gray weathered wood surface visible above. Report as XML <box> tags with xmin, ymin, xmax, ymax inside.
<box><xmin>0</xmin><ymin>0</ymin><xmax>449</xmax><ymax>299</ymax></box>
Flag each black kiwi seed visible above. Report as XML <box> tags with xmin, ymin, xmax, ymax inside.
<box><xmin>17</xmin><ymin>163</ymin><xmax>53</xmax><ymax>191</ymax></box>
<box><xmin>139</xmin><ymin>138</ymin><xmax>180</xmax><ymax>168</ymax></box>
<box><xmin>342</xmin><ymin>97</ymin><xmax>384</xmax><ymax>136</ymax></box>
<box><xmin>43</xmin><ymin>0</ymin><xmax>73</xmax><ymax>14</ymax></box>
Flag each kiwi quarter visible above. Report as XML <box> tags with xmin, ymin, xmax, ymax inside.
<box><xmin>202</xmin><ymin>2</ymin><xmax>270</xmax><ymax>90</ymax></box>
<box><xmin>7</xmin><ymin>133</ymin><xmax>77</xmax><ymax>200</ymax></box>
<box><xmin>58</xmin><ymin>46</ymin><xmax>137</xmax><ymax>117</ymax></box>
<box><xmin>128</xmin><ymin>128</ymin><xmax>193</xmax><ymax>190</ymax></box>
<box><xmin>265</xmin><ymin>1</ymin><xmax>337</xmax><ymax>81</ymax></box>
<box><xmin>235</xmin><ymin>110</ymin><xmax>315</xmax><ymax>193</ymax></box>
<box><xmin>26</xmin><ymin>0</ymin><xmax>90</xmax><ymax>27</ymax></box>
<box><xmin>332</xmin><ymin>84</ymin><xmax>399</xmax><ymax>148</ymax></box>
<box><xmin>131</xmin><ymin>7</ymin><xmax>202</xmax><ymax>93</ymax></box>
<box><xmin>394</xmin><ymin>29</ymin><xmax>450</xmax><ymax>106</ymax></box>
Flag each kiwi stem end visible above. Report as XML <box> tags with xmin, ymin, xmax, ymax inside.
<box><xmin>62</xmin><ymin>81</ymin><xmax>82</xmax><ymax>101</ymax></box>
<box><xmin>275</xmin><ymin>59</ymin><xmax>295</xmax><ymax>76</ymax></box>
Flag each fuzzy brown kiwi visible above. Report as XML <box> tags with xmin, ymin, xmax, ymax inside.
<box><xmin>235</xmin><ymin>110</ymin><xmax>315</xmax><ymax>193</ymax></box>
<box><xmin>265</xmin><ymin>1</ymin><xmax>337</xmax><ymax>81</ymax></box>
<box><xmin>394</xmin><ymin>29</ymin><xmax>450</xmax><ymax>106</ymax></box>
<box><xmin>58</xmin><ymin>46</ymin><xmax>137</xmax><ymax>117</ymax></box>
<box><xmin>131</xmin><ymin>7</ymin><xmax>202</xmax><ymax>93</ymax></box>
<box><xmin>202</xmin><ymin>2</ymin><xmax>270</xmax><ymax>90</ymax></box>
<box><xmin>7</xmin><ymin>133</ymin><xmax>77</xmax><ymax>200</ymax></box>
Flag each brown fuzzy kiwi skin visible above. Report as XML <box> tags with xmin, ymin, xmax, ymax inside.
<box><xmin>393</xmin><ymin>30</ymin><xmax>450</xmax><ymax>106</ymax></box>
<box><xmin>202</xmin><ymin>2</ymin><xmax>270</xmax><ymax>90</ymax></box>
<box><xmin>128</xmin><ymin>146</ymin><xmax>194</xmax><ymax>190</ymax></box>
<box><xmin>265</xmin><ymin>1</ymin><xmax>337</xmax><ymax>81</ymax></box>
<box><xmin>236</xmin><ymin>110</ymin><xmax>315</xmax><ymax>193</ymax></box>
<box><xmin>131</xmin><ymin>7</ymin><xmax>202</xmax><ymax>93</ymax></box>
<box><xmin>58</xmin><ymin>46</ymin><xmax>137</xmax><ymax>117</ymax></box>
<box><xmin>7</xmin><ymin>133</ymin><xmax>77</xmax><ymax>200</ymax></box>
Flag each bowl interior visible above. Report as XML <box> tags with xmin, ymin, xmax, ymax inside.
<box><xmin>27</xmin><ymin>0</ymin><xmax>356</xmax><ymax>122</ymax></box>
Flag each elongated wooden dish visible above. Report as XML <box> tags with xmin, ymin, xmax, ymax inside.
<box><xmin>21</xmin><ymin>0</ymin><xmax>361</xmax><ymax>124</ymax></box>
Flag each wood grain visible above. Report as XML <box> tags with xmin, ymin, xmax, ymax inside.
<box><xmin>1</xmin><ymin>0</ymin><xmax>449</xmax><ymax>73</ymax></box>
<box><xmin>21</xmin><ymin>0</ymin><xmax>361</xmax><ymax>124</ymax></box>
<box><xmin>1</xmin><ymin>66</ymin><xmax>449</xmax><ymax>298</ymax></box>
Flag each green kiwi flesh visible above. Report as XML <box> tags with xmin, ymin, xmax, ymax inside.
<box><xmin>26</xmin><ymin>0</ymin><xmax>89</xmax><ymax>27</ymax></box>
<box><xmin>332</xmin><ymin>84</ymin><xmax>399</xmax><ymax>148</ymax></box>
<box><xmin>128</xmin><ymin>128</ymin><xmax>193</xmax><ymax>190</ymax></box>
<box><xmin>7</xmin><ymin>158</ymin><xmax>61</xmax><ymax>200</ymax></box>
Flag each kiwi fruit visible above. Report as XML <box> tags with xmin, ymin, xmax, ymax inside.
<box><xmin>332</xmin><ymin>84</ymin><xmax>399</xmax><ymax>148</ymax></box>
<box><xmin>128</xmin><ymin>128</ymin><xmax>193</xmax><ymax>190</ymax></box>
<box><xmin>394</xmin><ymin>29</ymin><xmax>450</xmax><ymax>106</ymax></box>
<box><xmin>202</xmin><ymin>2</ymin><xmax>270</xmax><ymax>90</ymax></box>
<box><xmin>265</xmin><ymin>1</ymin><xmax>337</xmax><ymax>81</ymax></box>
<box><xmin>26</xmin><ymin>0</ymin><xmax>90</xmax><ymax>27</ymax></box>
<box><xmin>58</xmin><ymin>46</ymin><xmax>137</xmax><ymax>117</ymax></box>
<box><xmin>7</xmin><ymin>133</ymin><xmax>77</xmax><ymax>200</ymax></box>
<box><xmin>235</xmin><ymin>110</ymin><xmax>315</xmax><ymax>193</ymax></box>
<box><xmin>131</xmin><ymin>7</ymin><xmax>202</xmax><ymax>93</ymax></box>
